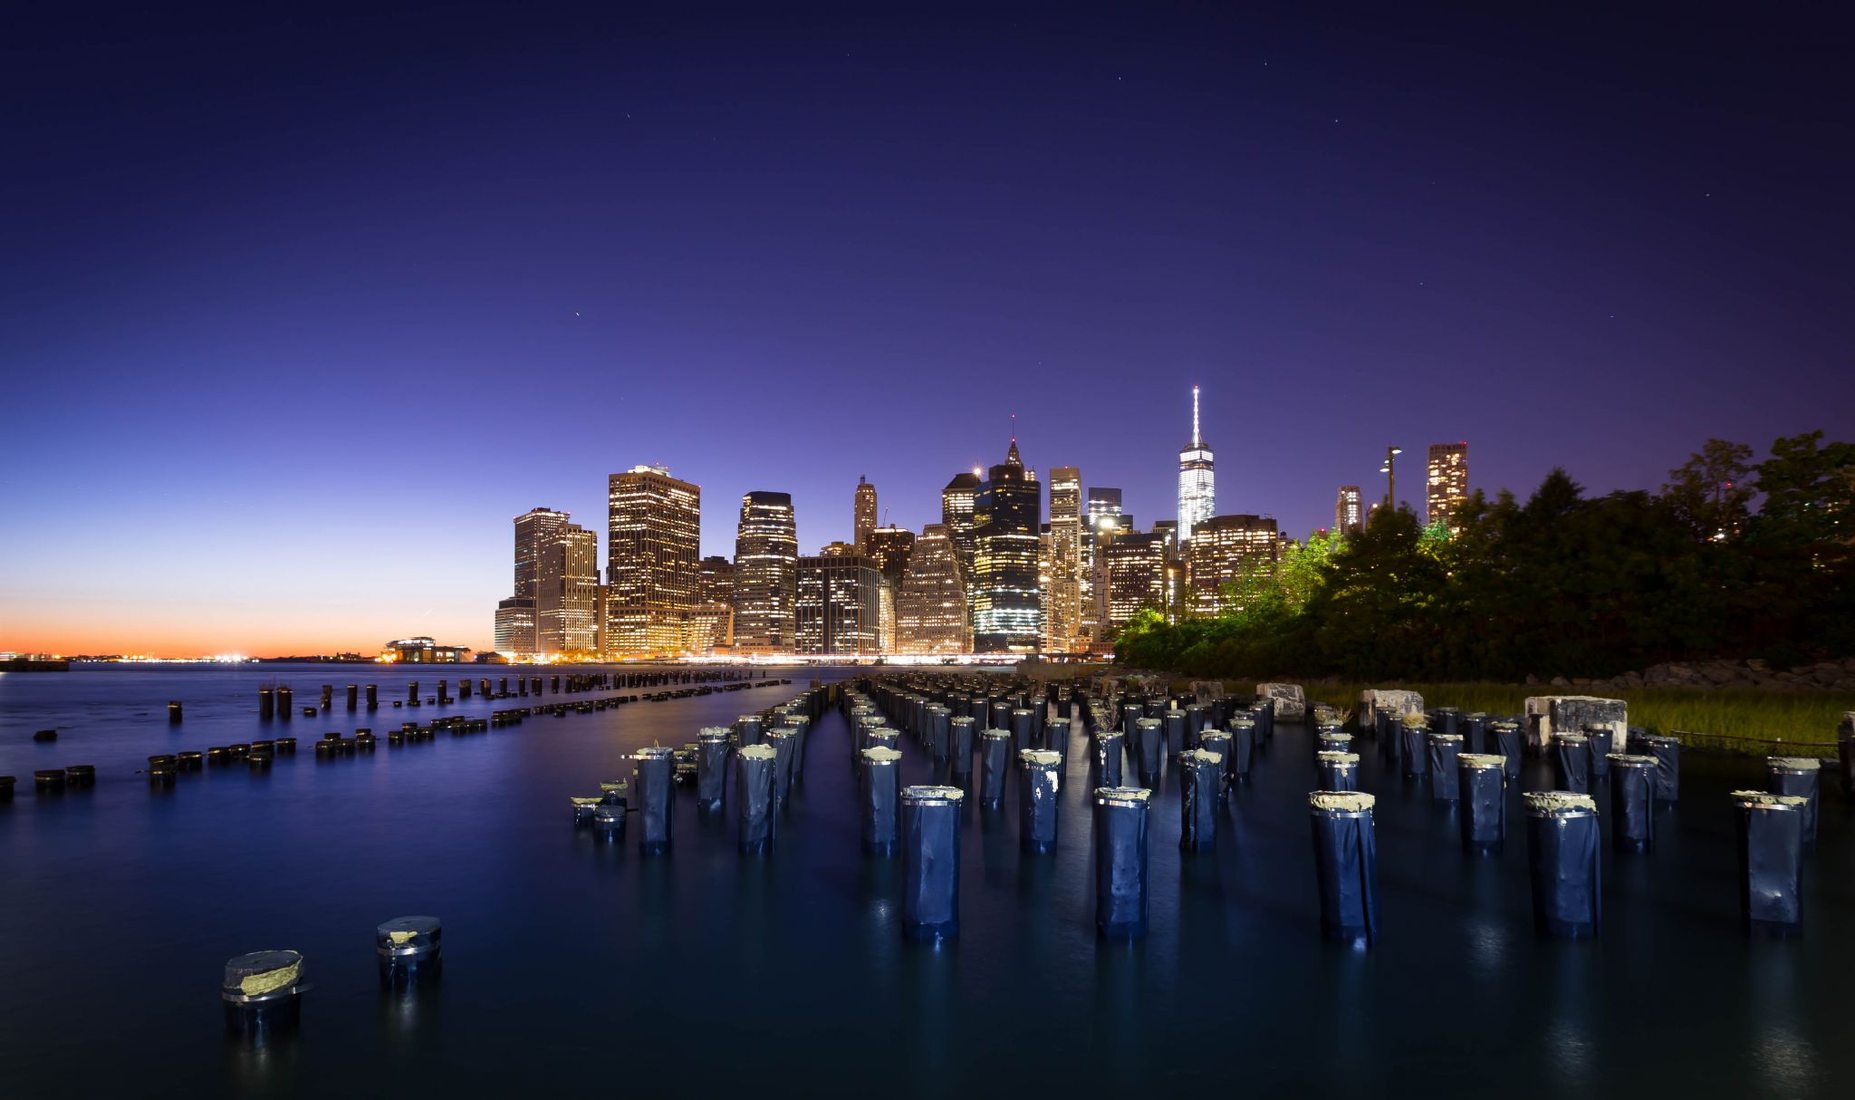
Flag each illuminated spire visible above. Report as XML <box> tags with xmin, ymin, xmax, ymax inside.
<box><xmin>1192</xmin><ymin>385</ymin><xmax>1201</xmax><ymax>448</ymax></box>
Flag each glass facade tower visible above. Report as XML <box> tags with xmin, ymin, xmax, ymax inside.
<box><xmin>1177</xmin><ymin>386</ymin><xmax>1215</xmax><ymax>543</ymax></box>
<box><xmin>972</xmin><ymin>439</ymin><xmax>1042</xmax><ymax>653</ymax></box>
<box><xmin>733</xmin><ymin>491</ymin><xmax>799</xmax><ymax>651</ymax></box>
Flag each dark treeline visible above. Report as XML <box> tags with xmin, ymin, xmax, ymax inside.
<box><xmin>1117</xmin><ymin>432</ymin><xmax>1855</xmax><ymax>680</ymax></box>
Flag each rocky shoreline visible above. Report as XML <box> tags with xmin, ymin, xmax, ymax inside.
<box><xmin>1539</xmin><ymin>657</ymin><xmax>1855</xmax><ymax>694</ymax></box>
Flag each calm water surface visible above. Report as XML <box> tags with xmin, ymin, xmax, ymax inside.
<box><xmin>1</xmin><ymin>664</ymin><xmax>1851</xmax><ymax>1096</ymax></box>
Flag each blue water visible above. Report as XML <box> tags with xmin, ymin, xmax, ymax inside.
<box><xmin>0</xmin><ymin>665</ymin><xmax>1850</xmax><ymax>1096</ymax></box>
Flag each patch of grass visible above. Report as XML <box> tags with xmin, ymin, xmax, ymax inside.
<box><xmin>1234</xmin><ymin>679</ymin><xmax>1854</xmax><ymax>751</ymax></box>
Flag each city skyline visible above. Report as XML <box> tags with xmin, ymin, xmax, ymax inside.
<box><xmin>6</xmin><ymin>4</ymin><xmax>1849</xmax><ymax>656</ymax></box>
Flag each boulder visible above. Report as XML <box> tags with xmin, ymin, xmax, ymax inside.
<box><xmin>1361</xmin><ymin>689</ymin><xmax>1425</xmax><ymax>721</ymax></box>
<box><xmin>1523</xmin><ymin>695</ymin><xmax>1627</xmax><ymax>750</ymax></box>
<box><xmin>1255</xmin><ymin>683</ymin><xmax>1306</xmax><ymax>721</ymax></box>
<box><xmin>1189</xmin><ymin>680</ymin><xmax>1227</xmax><ymax>701</ymax></box>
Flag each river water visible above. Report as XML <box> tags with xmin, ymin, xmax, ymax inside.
<box><xmin>0</xmin><ymin>664</ymin><xmax>1849</xmax><ymax>1096</ymax></box>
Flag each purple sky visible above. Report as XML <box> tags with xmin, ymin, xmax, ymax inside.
<box><xmin>4</xmin><ymin>2</ymin><xmax>1851</xmax><ymax>655</ymax></box>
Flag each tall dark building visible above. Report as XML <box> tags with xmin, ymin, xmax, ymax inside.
<box><xmin>942</xmin><ymin>469</ymin><xmax>980</xmax><ymax>635</ymax></box>
<box><xmin>865</xmin><ymin>525</ymin><xmax>916</xmax><ymax>584</ymax></box>
<box><xmin>972</xmin><ymin>439</ymin><xmax>1042</xmax><ymax>653</ymax></box>
<box><xmin>853</xmin><ymin>476</ymin><xmax>878</xmax><ymax>553</ymax></box>
<box><xmin>733</xmin><ymin>491</ymin><xmax>798</xmax><ymax>651</ymax></box>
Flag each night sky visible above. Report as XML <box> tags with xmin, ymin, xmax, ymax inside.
<box><xmin>4</xmin><ymin>2</ymin><xmax>1850</xmax><ymax>655</ymax></box>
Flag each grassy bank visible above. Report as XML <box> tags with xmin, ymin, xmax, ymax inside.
<box><xmin>1233</xmin><ymin>680</ymin><xmax>1854</xmax><ymax>751</ymax></box>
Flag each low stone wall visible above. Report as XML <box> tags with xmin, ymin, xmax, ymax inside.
<box><xmin>1551</xmin><ymin>657</ymin><xmax>1855</xmax><ymax>693</ymax></box>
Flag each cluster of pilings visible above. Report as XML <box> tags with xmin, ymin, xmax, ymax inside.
<box><xmin>840</xmin><ymin>674</ymin><xmax>1281</xmax><ymax>941</ymax></box>
<box><xmin>1320</xmin><ymin>696</ymin><xmax>1852</xmax><ymax>942</ymax></box>
<box><xmin>554</xmin><ymin>676</ymin><xmax>1850</xmax><ymax>948</ymax></box>
<box><xmin>567</xmin><ymin>685</ymin><xmax>830</xmax><ymax>857</ymax></box>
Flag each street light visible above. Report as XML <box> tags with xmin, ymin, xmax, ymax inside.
<box><xmin>1380</xmin><ymin>446</ymin><xmax>1403</xmax><ymax>510</ymax></box>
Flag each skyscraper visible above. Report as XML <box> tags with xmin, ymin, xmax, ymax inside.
<box><xmin>1177</xmin><ymin>386</ymin><xmax>1215</xmax><ymax>543</ymax></box>
<box><xmin>796</xmin><ymin>552</ymin><xmax>884</xmax><ymax>655</ymax></box>
<box><xmin>972</xmin><ymin>438</ymin><xmax>1042</xmax><ymax>653</ymax></box>
<box><xmin>513</xmin><ymin>508</ymin><xmax>572</xmax><ymax>605</ymax></box>
<box><xmin>1186</xmin><ymin>514</ymin><xmax>1281</xmax><ymax>616</ymax></box>
<box><xmin>537</xmin><ymin>526</ymin><xmax>599</xmax><ymax>654</ymax></box>
<box><xmin>606</xmin><ymin>466</ymin><xmax>701</xmax><ymax>657</ymax></box>
<box><xmin>895</xmin><ymin>524</ymin><xmax>970</xmax><ymax>654</ymax></box>
<box><xmin>866</xmin><ymin>525</ymin><xmax>916</xmax><ymax>584</ymax></box>
<box><xmin>1045</xmin><ymin>465</ymin><xmax>1083</xmax><ymax>654</ymax></box>
<box><xmin>1426</xmin><ymin>443</ymin><xmax>1470</xmax><ymax>533</ymax></box>
<box><xmin>733</xmin><ymin>491</ymin><xmax>799</xmax><ymax>651</ymax></box>
<box><xmin>1084</xmin><ymin>486</ymin><xmax>1126</xmax><ymax>648</ymax></box>
<box><xmin>1334</xmin><ymin>485</ymin><xmax>1363</xmax><ymax>534</ymax></box>
<box><xmin>1101</xmin><ymin>531</ymin><xmax>1170</xmax><ymax>632</ymax></box>
<box><xmin>941</xmin><ymin>471</ymin><xmax>979</xmax><ymax>590</ymax></box>
<box><xmin>1087</xmin><ymin>487</ymin><xmax>1124</xmax><ymax>526</ymax></box>
<box><xmin>853</xmin><ymin>476</ymin><xmax>878</xmax><ymax>553</ymax></box>
<box><xmin>498</xmin><ymin>507</ymin><xmax>572</xmax><ymax>656</ymax></box>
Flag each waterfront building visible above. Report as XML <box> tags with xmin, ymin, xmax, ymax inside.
<box><xmin>796</xmin><ymin>552</ymin><xmax>884</xmax><ymax>655</ymax></box>
<box><xmin>895</xmin><ymin>524</ymin><xmax>970</xmax><ymax>654</ymax></box>
<box><xmin>1101</xmin><ymin>531</ymin><xmax>1170</xmax><ymax>632</ymax></box>
<box><xmin>1427</xmin><ymin>442</ymin><xmax>1469</xmax><ymax>533</ymax></box>
<box><xmin>606</xmin><ymin>466</ymin><xmax>701</xmax><ymax>657</ymax></box>
<box><xmin>866</xmin><ymin>525</ymin><xmax>915</xmax><ymax>585</ymax></box>
<box><xmin>537</xmin><ymin>525</ymin><xmax>599</xmax><ymax>654</ymax></box>
<box><xmin>1046</xmin><ymin>465</ymin><xmax>1084</xmax><ymax>653</ymax></box>
<box><xmin>383</xmin><ymin>637</ymin><xmax>470</xmax><ymax>663</ymax></box>
<box><xmin>854</xmin><ymin>476</ymin><xmax>878</xmax><ymax>553</ymax></box>
<box><xmin>1335</xmin><ymin>485</ymin><xmax>1364</xmax><ymax>534</ymax></box>
<box><xmin>733</xmin><ymin>491</ymin><xmax>799</xmax><ymax>651</ymax></box>
<box><xmin>1186</xmin><ymin>514</ymin><xmax>1281</xmax><ymax>616</ymax></box>
<box><xmin>972</xmin><ymin>439</ymin><xmax>1042</xmax><ymax>653</ymax></box>
<box><xmin>1177</xmin><ymin>386</ymin><xmax>1215</xmax><ymax>543</ymax></box>
<box><xmin>493</xmin><ymin>597</ymin><xmax>536</xmax><ymax>655</ymax></box>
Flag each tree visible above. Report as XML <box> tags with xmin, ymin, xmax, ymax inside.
<box><xmin>1663</xmin><ymin>439</ymin><xmax>1754</xmax><ymax>541</ymax></box>
<box><xmin>1111</xmin><ymin>433</ymin><xmax>1854</xmax><ymax>680</ymax></box>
